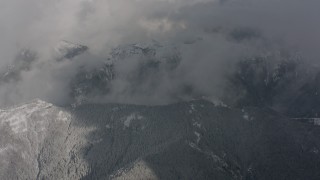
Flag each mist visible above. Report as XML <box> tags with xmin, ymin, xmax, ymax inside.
<box><xmin>0</xmin><ymin>0</ymin><xmax>320</xmax><ymax>107</ymax></box>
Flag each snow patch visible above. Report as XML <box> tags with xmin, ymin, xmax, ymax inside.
<box><xmin>314</xmin><ymin>118</ymin><xmax>320</xmax><ymax>126</ymax></box>
<box><xmin>123</xmin><ymin>113</ymin><xmax>144</xmax><ymax>129</ymax></box>
<box><xmin>0</xmin><ymin>99</ymin><xmax>59</xmax><ymax>134</ymax></box>
<box><xmin>203</xmin><ymin>97</ymin><xmax>228</xmax><ymax>107</ymax></box>
<box><xmin>242</xmin><ymin>110</ymin><xmax>253</xmax><ymax>121</ymax></box>
<box><xmin>190</xmin><ymin>104</ymin><xmax>195</xmax><ymax>111</ymax></box>
<box><xmin>292</xmin><ymin>118</ymin><xmax>320</xmax><ymax>126</ymax></box>
<box><xmin>57</xmin><ymin>111</ymin><xmax>70</xmax><ymax>121</ymax></box>
<box><xmin>187</xmin><ymin>141</ymin><xmax>227</xmax><ymax>167</ymax></box>
<box><xmin>243</xmin><ymin>114</ymin><xmax>250</xmax><ymax>121</ymax></box>
<box><xmin>189</xmin><ymin>104</ymin><xmax>196</xmax><ymax>114</ymax></box>
<box><xmin>188</xmin><ymin>142</ymin><xmax>202</xmax><ymax>151</ymax></box>
<box><xmin>194</xmin><ymin>131</ymin><xmax>201</xmax><ymax>143</ymax></box>
<box><xmin>311</xmin><ymin>148</ymin><xmax>319</xmax><ymax>154</ymax></box>
<box><xmin>211</xmin><ymin>99</ymin><xmax>228</xmax><ymax>107</ymax></box>
<box><xmin>193</xmin><ymin>121</ymin><xmax>202</xmax><ymax>128</ymax></box>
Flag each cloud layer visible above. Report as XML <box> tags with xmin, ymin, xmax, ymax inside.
<box><xmin>0</xmin><ymin>0</ymin><xmax>320</xmax><ymax>107</ymax></box>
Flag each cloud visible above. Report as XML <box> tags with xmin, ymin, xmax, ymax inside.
<box><xmin>0</xmin><ymin>0</ymin><xmax>319</xmax><ymax>107</ymax></box>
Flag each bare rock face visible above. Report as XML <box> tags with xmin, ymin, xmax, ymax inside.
<box><xmin>1</xmin><ymin>99</ymin><xmax>320</xmax><ymax>180</ymax></box>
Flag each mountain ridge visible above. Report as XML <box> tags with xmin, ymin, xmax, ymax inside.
<box><xmin>1</xmin><ymin>99</ymin><xmax>320</xmax><ymax>179</ymax></box>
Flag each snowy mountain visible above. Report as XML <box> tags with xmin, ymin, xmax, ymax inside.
<box><xmin>0</xmin><ymin>99</ymin><xmax>70</xmax><ymax>179</ymax></box>
<box><xmin>2</xmin><ymin>41</ymin><xmax>320</xmax><ymax>179</ymax></box>
<box><xmin>1</xmin><ymin>99</ymin><xmax>320</xmax><ymax>179</ymax></box>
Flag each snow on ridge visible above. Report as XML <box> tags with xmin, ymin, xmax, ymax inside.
<box><xmin>57</xmin><ymin>111</ymin><xmax>71</xmax><ymax>122</ymax></box>
<box><xmin>193</xmin><ymin>121</ymin><xmax>202</xmax><ymax>128</ymax></box>
<box><xmin>200</xmin><ymin>96</ymin><xmax>228</xmax><ymax>108</ymax></box>
<box><xmin>243</xmin><ymin>113</ymin><xmax>250</xmax><ymax>121</ymax></box>
<box><xmin>0</xmin><ymin>99</ymin><xmax>68</xmax><ymax>134</ymax></box>
<box><xmin>315</xmin><ymin>119</ymin><xmax>320</xmax><ymax>126</ymax></box>
<box><xmin>194</xmin><ymin>131</ymin><xmax>201</xmax><ymax>143</ymax></box>
<box><xmin>0</xmin><ymin>98</ymin><xmax>52</xmax><ymax>111</ymax></box>
<box><xmin>292</xmin><ymin>118</ymin><xmax>320</xmax><ymax>126</ymax></box>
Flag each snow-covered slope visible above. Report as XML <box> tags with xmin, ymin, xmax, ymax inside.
<box><xmin>1</xmin><ymin>99</ymin><xmax>320</xmax><ymax>179</ymax></box>
<box><xmin>0</xmin><ymin>99</ymin><xmax>71</xmax><ymax>179</ymax></box>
